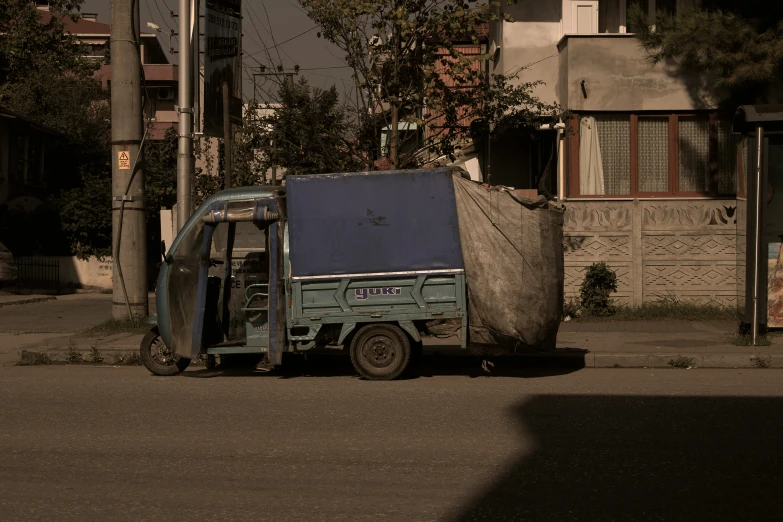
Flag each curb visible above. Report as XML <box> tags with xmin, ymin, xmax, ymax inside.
<box><xmin>525</xmin><ymin>352</ymin><xmax>783</xmax><ymax>369</ymax></box>
<box><xmin>0</xmin><ymin>296</ymin><xmax>57</xmax><ymax>308</ymax></box>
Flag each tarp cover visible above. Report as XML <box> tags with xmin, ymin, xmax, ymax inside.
<box><xmin>453</xmin><ymin>175</ymin><xmax>564</xmax><ymax>352</ymax></box>
<box><xmin>286</xmin><ymin>169</ymin><xmax>464</xmax><ymax>277</ymax></box>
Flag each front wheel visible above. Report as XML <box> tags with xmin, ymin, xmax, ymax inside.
<box><xmin>350</xmin><ymin>323</ymin><xmax>411</xmax><ymax>380</ymax></box>
<box><xmin>140</xmin><ymin>328</ymin><xmax>190</xmax><ymax>376</ymax></box>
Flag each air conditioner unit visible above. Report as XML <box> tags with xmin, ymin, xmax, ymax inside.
<box><xmin>157</xmin><ymin>88</ymin><xmax>175</xmax><ymax>102</ymax></box>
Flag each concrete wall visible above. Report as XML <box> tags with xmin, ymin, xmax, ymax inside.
<box><xmin>493</xmin><ymin>1</ymin><xmax>562</xmax><ymax>106</ymax></box>
<box><xmin>492</xmin><ymin>0</ymin><xmax>715</xmax><ymax>111</ymax></box>
<box><xmin>27</xmin><ymin>256</ymin><xmax>113</xmax><ymax>289</ymax></box>
<box><xmin>564</xmin><ymin>199</ymin><xmax>738</xmax><ymax>306</ymax></box>
<box><xmin>558</xmin><ymin>35</ymin><xmax>717</xmax><ymax>111</ymax></box>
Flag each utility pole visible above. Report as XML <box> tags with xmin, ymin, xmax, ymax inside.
<box><xmin>223</xmin><ymin>81</ymin><xmax>232</xmax><ymax>189</ymax></box>
<box><xmin>110</xmin><ymin>0</ymin><xmax>147</xmax><ymax>320</ymax></box>
<box><xmin>177</xmin><ymin>0</ymin><xmax>195</xmax><ymax>231</ymax></box>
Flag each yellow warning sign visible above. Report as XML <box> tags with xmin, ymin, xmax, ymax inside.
<box><xmin>118</xmin><ymin>151</ymin><xmax>130</xmax><ymax>170</ymax></box>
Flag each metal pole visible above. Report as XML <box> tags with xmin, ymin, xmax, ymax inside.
<box><xmin>192</xmin><ymin>0</ymin><xmax>200</xmax><ymax>136</ymax></box>
<box><xmin>177</xmin><ymin>0</ymin><xmax>194</xmax><ymax>231</ymax></box>
<box><xmin>752</xmin><ymin>125</ymin><xmax>764</xmax><ymax>345</ymax></box>
<box><xmin>110</xmin><ymin>0</ymin><xmax>148</xmax><ymax>320</ymax></box>
<box><xmin>223</xmin><ymin>81</ymin><xmax>232</xmax><ymax>189</ymax></box>
<box><xmin>270</xmin><ymin>137</ymin><xmax>277</xmax><ymax>186</ymax></box>
<box><xmin>191</xmin><ymin>0</ymin><xmax>200</xmax><ymax>214</ymax></box>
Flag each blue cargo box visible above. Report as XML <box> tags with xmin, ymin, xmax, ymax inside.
<box><xmin>285</xmin><ymin>168</ymin><xmax>465</xmax><ymax>279</ymax></box>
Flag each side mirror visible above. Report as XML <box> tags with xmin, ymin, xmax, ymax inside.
<box><xmin>160</xmin><ymin>240</ymin><xmax>167</xmax><ymax>261</ymax></box>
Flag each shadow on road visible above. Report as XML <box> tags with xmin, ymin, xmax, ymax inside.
<box><xmin>449</xmin><ymin>394</ymin><xmax>783</xmax><ymax>521</ymax></box>
<box><xmin>182</xmin><ymin>351</ymin><xmax>587</xmax><ymax>380</ymax></box>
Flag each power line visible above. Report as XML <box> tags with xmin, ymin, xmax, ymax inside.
<box><xmin>259</xmin><ymin>1</ymin><xmax>284</xmax><ymax>67</ymax></box>
<box><xmin>244</xmin><ymin>26</ymin><xmax>317</xmax><ymax>58</ymax></box>
<box><xmin>298</xmin><ymin>65</ymin><xmax>353</xmax><ymax>71</ymax></box>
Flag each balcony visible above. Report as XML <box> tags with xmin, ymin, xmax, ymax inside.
<box><xmin>557</xmin><ymin>34</ymin><xmax>716</xmax><ymax>112</ymax></box>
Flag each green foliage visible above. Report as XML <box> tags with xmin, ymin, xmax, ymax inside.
<box><xmin>113</xmin><ymin>352</ymin><xmax>142</xmax><ymax>366</ymax></box>
<box><xmin>732</xmin><ymin>332</ymin><xmax>772</xmax><ymax>346</ymax></box>
<box><xmin>17</xmin><ymin>350</ymin><xmax>52</xmax><ymax>366</ymax></box>
<box><xmin>628</xmin><ymin>2</ymin><xmax>783</xmax><ymax>103</ymax></box>
<box><xmin>0</xmin><ymin>0</ymin><xmax>95</xmax><ymax>93</ymax></box>
<box><xmin>65</xmin><ymin>341</ymin><xmax>83</xmax><ymax>363</ymax></box>
<box><xmin>300</xmin><ymin>0</ymin><xmax>562</xmax><ymax>168</ymax></box>
<box><xmin>254</xmin><ymin>79</ymin><xmax>364</xmax><ymax>177</ymax></box>
<box><xmin>668</xmin><ymin>355</ymin><xmax>695</xmax><ymax>369</ymax></box>
<box><xmin>579</xmin><ymin>262</ymin><xmax>618</xmax><ymax>317</ymax></box>
<box><xmin>88</xmin><ymin>345</ymin><xmax>104</xmax><ymax>364</ymax></box>
<box><xmin>58</xmin><ymin>125</ymin><xmax>178</xmax><ymax>260</ymax></box>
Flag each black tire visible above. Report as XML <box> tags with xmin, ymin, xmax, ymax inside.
<box><xmin>349</xmin><ymin>323</ymin><xmax>411</xmax><ymax>380</ymax></box>
<box><xmin>140</xmin><ymin>328</ymin><xmax>191</xmax><ymax>376</ymax></box>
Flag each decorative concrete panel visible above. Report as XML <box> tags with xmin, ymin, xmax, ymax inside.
<box><xmin>643</xmin><ymin>234</ymin><xmax>736</xmax><ymax>258</ymax></box>
<box><xmin>641</xmin><ymin>201</ymin><xmax>737</xmax><ymax>231</ymax></box>
<box><xmin>564</xmin><ymin>199</ymin><xmax>739</xmax><ymax>306</ymax></box>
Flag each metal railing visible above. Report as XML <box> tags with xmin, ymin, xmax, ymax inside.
<box><xmin>14</xmin><ymin>258</ymin><xmax>60</xmax><ymax>294</ymax></box>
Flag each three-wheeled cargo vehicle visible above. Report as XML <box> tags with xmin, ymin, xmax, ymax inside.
<box><xmin>142</xmin><ymin>168</ymin><xmax>469</xmax><ymax>380</ymax></box>
<box><xmin>142</xmin><ymin>167</ymin><xmax>564</xmax><ymax>379</ymax></box>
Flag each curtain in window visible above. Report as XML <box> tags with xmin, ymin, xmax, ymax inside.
<box><xmin>595</xmin><ymin>114</ymin><xmax>631</xmax><ymax>194</ymax></box>
<box><xmin>579</xmin><ymin>116</ymin><xmax>605</xmax><ymax>195</ymax></box>
<box><xmin>678</xmin><ymin>117</ymin><xmax>710</xmax><ymax>193</ymax></box>
<box><xmin>638</xmin><ymin>117</ymin><xmax>669</xmax><ymax>192</ymax></box>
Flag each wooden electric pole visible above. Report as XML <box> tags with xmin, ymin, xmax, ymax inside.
<box><xmin>110</xmin><ymin>0</ymin><xmax>147</xmax><ymax>320</ymax></box>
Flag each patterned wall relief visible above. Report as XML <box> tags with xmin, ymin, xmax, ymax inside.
<box><xmin>564</xmin><ymin>199</ymin><xmax>740</xmax><ymax>304</ymax></box>
<box><xmin>642</xmin><ymin>201</ymin><xmax>737</xmax><ymax>230</ymax></box>
<box><xmin>645</xmin><ymin>263</ymin><xmax>737</xmax><ymax>290</ymax></box>
<box><xmin>564</xmin><ymin>235</ymin><xmax>631</xmax><ymax>258</ymax></box>
<box><xmin>643</xmin><ymin>234</ymin><xmax>736</xmax><ymax>257</ymax></box>
<box><xmin>564</xmin><ymin>204</ymin><xmax>632</xmax><ymax>231</ymax></box>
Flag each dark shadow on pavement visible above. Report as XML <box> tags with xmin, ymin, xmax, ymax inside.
<box><xmin>181</xmin><ymin>350</ymin><xmax>588</xmax><ymax>379</ymax></box>
<box><xmin>450</xmin><ymin>395</ymin><xmax>783</xmax><ymax>521</ymax></box>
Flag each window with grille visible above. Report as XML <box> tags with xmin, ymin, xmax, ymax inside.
<box><xmin>571</xmin><ymin>112</ymin><xmax>737</xmax><ymax>197</ymax></box>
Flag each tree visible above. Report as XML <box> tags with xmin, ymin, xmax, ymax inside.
<box><xmin>0</xmin><ymin>0</ymin><xmax>94</xmax><ymax>92</ymax></box>
<box><xmin>628</xmin><ymin>1</ymin><xmax>783</xmax><ymax>105</ymax></box>
<box><xmin>300</xmin><ymin>0</ymin><xmax>561</xmax><ymax>169</ymax></box>
<box><xmin>0</xmin><ymin>0</ymin><xmax>113</xmax><ymax>258</ymax></box>
<box><xmin>253</xmin><ymin>79</ymin><xmax>364</xmax><ymax>177</ymax></box>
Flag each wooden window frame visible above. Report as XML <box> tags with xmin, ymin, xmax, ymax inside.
<box><xmin>568</xmin><ymin>112</ymin><xmax>723</xmax><ymax>199</ymax></box>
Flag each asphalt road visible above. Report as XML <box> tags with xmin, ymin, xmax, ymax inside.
<box><xmin>1</xmin><ymin>367</ymin><xmax>783</xmax><ymax>521</ymax></box>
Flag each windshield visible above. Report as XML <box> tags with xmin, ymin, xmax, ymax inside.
<box><xmin>167</xmin><ymin>218</ymin><xmax>206</xmax><ymax>357</ymax></box>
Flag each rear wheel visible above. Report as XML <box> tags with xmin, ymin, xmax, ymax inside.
<box><xmin>140</xmin><ymin>328</ymin><xmax>190</xmax><ymax>376</ymax></box>
<box><xmin>349</xmin><ymin>323</ymin><xmax>411</xmax><ymax>381</ymax></box>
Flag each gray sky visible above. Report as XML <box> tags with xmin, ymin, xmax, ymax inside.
<box><xmin>81</xmin><ymin>0</ymin><xmax>356</xmax><ymax>103</ymax></box>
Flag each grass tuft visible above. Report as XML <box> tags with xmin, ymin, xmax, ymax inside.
<box><xmin>85</xmin><ymin>318</ymin><xmax>149</xmax><ymax>337</ymax></box>
<box><xmin>750</xmin><ymin>355</ymin><xmax>772</xmax><ymax>368</ymax></box>
<box><xmin>87</xmin><ymin>345</ymin><xmax>104</xmax><ymax>364</ymax></box>
<box><xmin>17</xmin><ymin>351</ymin><xmax>52</xmax><ymax>366</ymax></box>
<box><xmin>732</xmin><ymin>332</ymin><xmax>772</xmax><ymax>346</ymax></box>
<box><xmin>566</xmin><ymin>294</ymin><xmax>739</xmax><ymax>322</ymax></box>
<box><xmin>65</xmin><ymin>341</ymin><xmax>84</xmax><ymax>364</ymax></box>
<box><xmin>112</xmin><ymin>352</ymin><xmax>143</xmax><ymax>366</ymax></box>
<box><xmin>668</xmin><ymin>355</ymin><xmax>696</xmax><ymax>369</ymax></box>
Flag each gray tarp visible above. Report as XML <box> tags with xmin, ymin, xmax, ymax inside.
<box><xmin>452</xmin><ymin>174</ymin><xmax>564</xmax><ymax>353</ymax></box>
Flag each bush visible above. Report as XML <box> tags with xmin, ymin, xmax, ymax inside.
<box><xmin>580</xmin><ymin>262</ymin><xmax>618</xmax><ymax>317</ymax></box>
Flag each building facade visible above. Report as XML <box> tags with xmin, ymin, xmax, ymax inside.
<box><xmin>485</xmin><ymin>0</ymin><xmax>741</xmax><ymax>306</ymax></box>
<box><xmin>38</xmin><ymin>7</ymin><xmax>179</xmax><ymax>140</ymax></box>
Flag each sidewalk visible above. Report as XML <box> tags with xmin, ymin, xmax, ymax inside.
<box><xmin>5</xmin><ymin>319</ymin><xmax>783</xmax><ymax>369</ymax></box>
<box><xmin>556</xmin><ymin>320</ymin><xmax>783</xmax><ymax>368</ymax></box>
